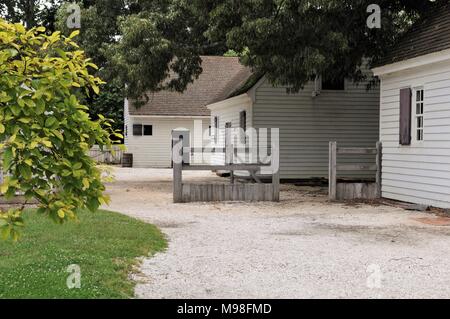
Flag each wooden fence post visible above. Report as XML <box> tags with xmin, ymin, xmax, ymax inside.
<box><xmin>272</xmin><ymin>163</ymin><xmax>280</xmax><ymax>202</ymax></box>
<box><xmin>173</xmin><ymin>138</ymin><xmax>183</xmax><ymax>203</ymax></box>
<box><xmin>225</xmin><ymin>127</ymin><xmax>235</xmax><ymax>183</ymax></box>
<box><xmin>272</xmin><ymin>130</ymin><xmax>280</xmax><ymax>202</ymax></box>
<box><xmin>329</xmin><ymin>141</ymin><xmax>337</xmax><ymax>200</ymax></box>
<box><xmin>376</xmin><ymin>141</ymin><xmax>382</xmax><ymax>198</ymax></box>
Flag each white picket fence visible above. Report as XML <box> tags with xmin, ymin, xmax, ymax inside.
<box><xmin>88</xmin><ymin>145</ymin><xmax>124</xmax><ymax>164</ymax></box>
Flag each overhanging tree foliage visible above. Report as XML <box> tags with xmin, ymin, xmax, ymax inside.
<box><xmin>0</xmin><ymin>0</ymin><xmax>62</xmax><ymax>30</ymax></box>
<box><xmin>55</xmin><ymin>0</ymin><xmax>132</xmax><ymax>135</ymax></box>
<box><xmin>108</xmin><ymin>0</ymin><xmax>442</xmax><ymax>101</ymax></box>
<box><xmin>0</xmin><ymin>19</ymin><xmax>119</xmax><ymax>240</ymax></box>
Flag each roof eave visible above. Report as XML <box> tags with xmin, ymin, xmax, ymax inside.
<box><xmin>373</xmin><ymin>48</ymin><xmax>450</xmax><ymax>77</ymax></box>
<box><xmin>207</xmin><ymin>93</ymin><xmax>252</xmax><ymax>110</ymax></box>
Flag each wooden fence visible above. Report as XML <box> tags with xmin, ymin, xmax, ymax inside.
<box><xmin>88</xmin><ymin>145</ymin><xmax>123</xmax><ymax>164</ymax></box>
<box><xmin>329</xmin><ymin>141</ymin><xmax>382</xmax><ymax>200</ymax></box>
<box><xmin>173</xmin><ymin>134</ymin><xmax>280</xmax><ymax>203</ymax></box>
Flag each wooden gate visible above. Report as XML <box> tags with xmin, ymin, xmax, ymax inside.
<box><xmin>328</xmin><ymin>141</ymin><xmax>382</xmax><ymax>200</ymax></box>
<box><xmin>172</xmin><ymin>132</ymin><xmax>280</xmax><ymax>203</ymax></box>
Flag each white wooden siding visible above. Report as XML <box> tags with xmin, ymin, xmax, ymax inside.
<box><xmin>208</xmin><ymin>95</ymin><xmax>253</xmax><ymax>165</ymax></box>
<box><xmin>379</xmin><ymin>59</ymin><xmax>450</xmax><ymax>208</ymax></box>
<box><xmin>252</xmin><ymin>74</ymin><xmax>380</xmax><ymax>180</ymax></box>
<box><xmin>124</xmin><ymin>106</ymin><xmax>210</xmax><ymax>167</ymax></box>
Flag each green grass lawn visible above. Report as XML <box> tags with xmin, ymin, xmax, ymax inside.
<box><xmin>0</xmin><ymin>209</ymin><xmax>167</xmax><ymax>299</ymax></box>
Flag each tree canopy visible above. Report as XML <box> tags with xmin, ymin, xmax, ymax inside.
<box><xmin>0</xmin><ymin>0</ymin><xmax>62</xmax><ymax>30</ymax></box>
<box><xmin>0</xmin><ymin>19</ymin><xmax>118</xmax><ymax>240</ymax></box>
<box><xmin>55</xmin><ymin>1</ymin><xmax>132</xmax><ymax>134</ymax></box>
<box><xmin>4</xmin><ymin>1</ymin><xmax>444</xmax><ymax>103</ymax></box>
<box><xmin>106</xmin><ymin>0</ymin><xmax>442</xmax><ymax>101</ymax></box>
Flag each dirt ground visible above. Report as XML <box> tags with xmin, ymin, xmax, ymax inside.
<box><xmin>105</xmin><ymin>167</ymin><xmax>450</xmax><ymax>299</ymax></box>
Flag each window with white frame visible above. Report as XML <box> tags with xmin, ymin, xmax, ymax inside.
<box><xmin>133</xmin><ymin>124</ymin><xmax>153</xmax><ymax>136</ymax></box>
<box><xmin>414</xmin><ymin>88</ymin><xmax>424</xmax><ymax>141</ymax></box>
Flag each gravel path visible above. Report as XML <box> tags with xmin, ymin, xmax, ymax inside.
<box><xmin>105</xmin><ymin>167</ymin><xmax>450</xmax><ymax>299</ymax></box>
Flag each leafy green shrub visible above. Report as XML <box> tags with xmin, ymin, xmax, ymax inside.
<box><xmin>0</xmin><ymin>19</ymin><xmax>120</xmax><ymax>240</ymax></box>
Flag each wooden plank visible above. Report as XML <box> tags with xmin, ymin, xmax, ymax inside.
<box><xmin>182</xmin><ymin>184</ymin><xmax>190</xmax><ymax>203</ymax></box>
<box><xmin>190</xmin><ymin>147</ymin><xmax>252</xmax><ymax>154</ymax></box>
<box><xmin>208</xmin><ymin>184</ymin><xmax>214</xmax><ymax>201</ymax></box>
<box><xmin>250</xmin><ymin>171</ymin><xmax>262</xmax><ymax>184</ymax></box>
<box><xmin>265</xmin><ymin>184</ymin><xmax>274</xmax><ymax>201</ymax></box>
<box><xmin>217</xmin><ymin>184</ymin><xmax>225</xmax><ymax>201</ymax></box>
<box><xmin>329</xmin><ymin>141</ymin><xmax>337</xmax><ymax>200</ymax></box>
<box><xmin>337</xmin><ymin>147</ymin><xmax>377</xmax><ymax>155</ymax></box>
<box><xmin>189</xmin><ymin>183</ymin><xmax>195</xmax><ymax>201</ymax></box>
<box><xmin>336</xmin><ymin>183</ymin><xmax>378</xmax><ymax>200</ymax></box>
<box><xmin>337</xmin><ymin>164</ymin><xmax>377</xmax><ymax>171</ymax></box>
<box><xmin>224</xmin><ymin>184</ymin><xmax>232</xmax><ymax>200</ymax></box>
<box><xmin>244</xmin><ymin>184</ymin><xmax>252</xmax><ymax>201</ymax></box>
<box><xmin>272</xmin><ymin>133</ymin><xmax>280</xmax><ymax>202</ymax></box>
<box><xmin>272</xmin><ymin>170</ymin><xmax>280</xmax><ymax>201</ymax></box>
<box><xmin>376</xmin><ymin>141</ymin><xmax>382</xmax><ymax>198</ymax></box>
<box><xmin>252</xmin><ymin>184</ymin><xmax>261</xmax><ymax>201</ymax></box>
<box><xmin>180</xmin><ymin>184</ymin><xmax>277</xmax><ymax>202</ymax></box>
<box><xmin>182</xmin><ymin>164</ymin><xmax>268</xmax><ymax>171</ymax></box>
<box><xmin>173</xmin><ymin>156</ymin><xmax>183</xmax><ymax>203</ymax></box>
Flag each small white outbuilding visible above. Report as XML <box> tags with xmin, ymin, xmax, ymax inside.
<box><xmin>372</xmin><ymin>4</ymin><xmax>450</xmax><ymax>208</ymax></box>
<box><xmin>124</xmin><ymin>56</ymin><xmax>252</xmax><ymax>167</ymax></box>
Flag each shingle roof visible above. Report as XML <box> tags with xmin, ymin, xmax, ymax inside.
<box><xmin>128</xmin><ymin>56</ymin><xmax>253</xmax><ymax>116</ymax></box>
<box><xmin>377</xmin><ymin>2</ymin><xmax>450</xmax><ymax>67</ymax></box>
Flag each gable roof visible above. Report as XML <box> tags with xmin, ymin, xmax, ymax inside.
<box><xmin>128</xmin><ymin>56</ymin><xmax>253</xmax><ymax>116</ymax></box>
<box><xmin>377</xmin><ymin>2</ymin><xmax>450</xmax><ymax>67</ymax></box>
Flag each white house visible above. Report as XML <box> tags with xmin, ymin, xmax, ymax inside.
<box><xmin>372</xmin><ymin>4</ymin><xmax>450</xmax><ymax>209</ymax></box>
<box><xmin>124</xmin><ymin>56</ymin><xmax>252</xmax><ymax>167</ymax></box>
<box><xmin>207</xmin><ymin>65</ymin><xmax>380</xmax><ymax>180</ymax></box>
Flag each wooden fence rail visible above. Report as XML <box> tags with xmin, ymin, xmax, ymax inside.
<box><xmin>88</xmin><ymin>145</ymin><xmax>123</xmax><ymax>164</ymax></box>
<box><xmin>329</xmin><ymin>141</ymin><xmax>382</xmax><ymax>200</ymax></box>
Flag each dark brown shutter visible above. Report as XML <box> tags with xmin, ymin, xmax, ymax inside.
<box><xmin>399</xmin><ymin>88</ymin><xmax>412</xmax><ymax>145</ymax></box>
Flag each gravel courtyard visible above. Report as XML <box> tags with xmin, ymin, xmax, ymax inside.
<box><xmin>105</xmin><ymin>167</ymin><xmax>450</xmax><ymax>299</ymax></box>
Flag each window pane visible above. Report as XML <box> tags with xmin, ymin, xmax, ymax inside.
<box><xmin>417</xmin><ymin>130</ymin><xmax>423</xmax><ymax>141</ymax></box>
<box><xmin>133</xmin><ymin>124</ymin><xmax>142</xmax><ymax>136</ymax></box>
<box><xmin>417</xmin><ymin>117</ymin><xmax>423</xmax><ymax>128</ymax></box>
<box><xmin>143</xmin><ymin>125</ymin><xmax>153</xmax><ymax>136</ymax></box>
<box><xmin>416</xmin><ymin>89</ymin><xmax>424</xmax><ymax>102</ymax></box>
<box><xmin>322</xmin><ymin>77</ymin><xmax>345</xmax><ymax>90</ymax></box>
<box><xmin>416</xmin><ymin>103</ymin><xmax>421</xmax><ymax>114</ymax></box>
